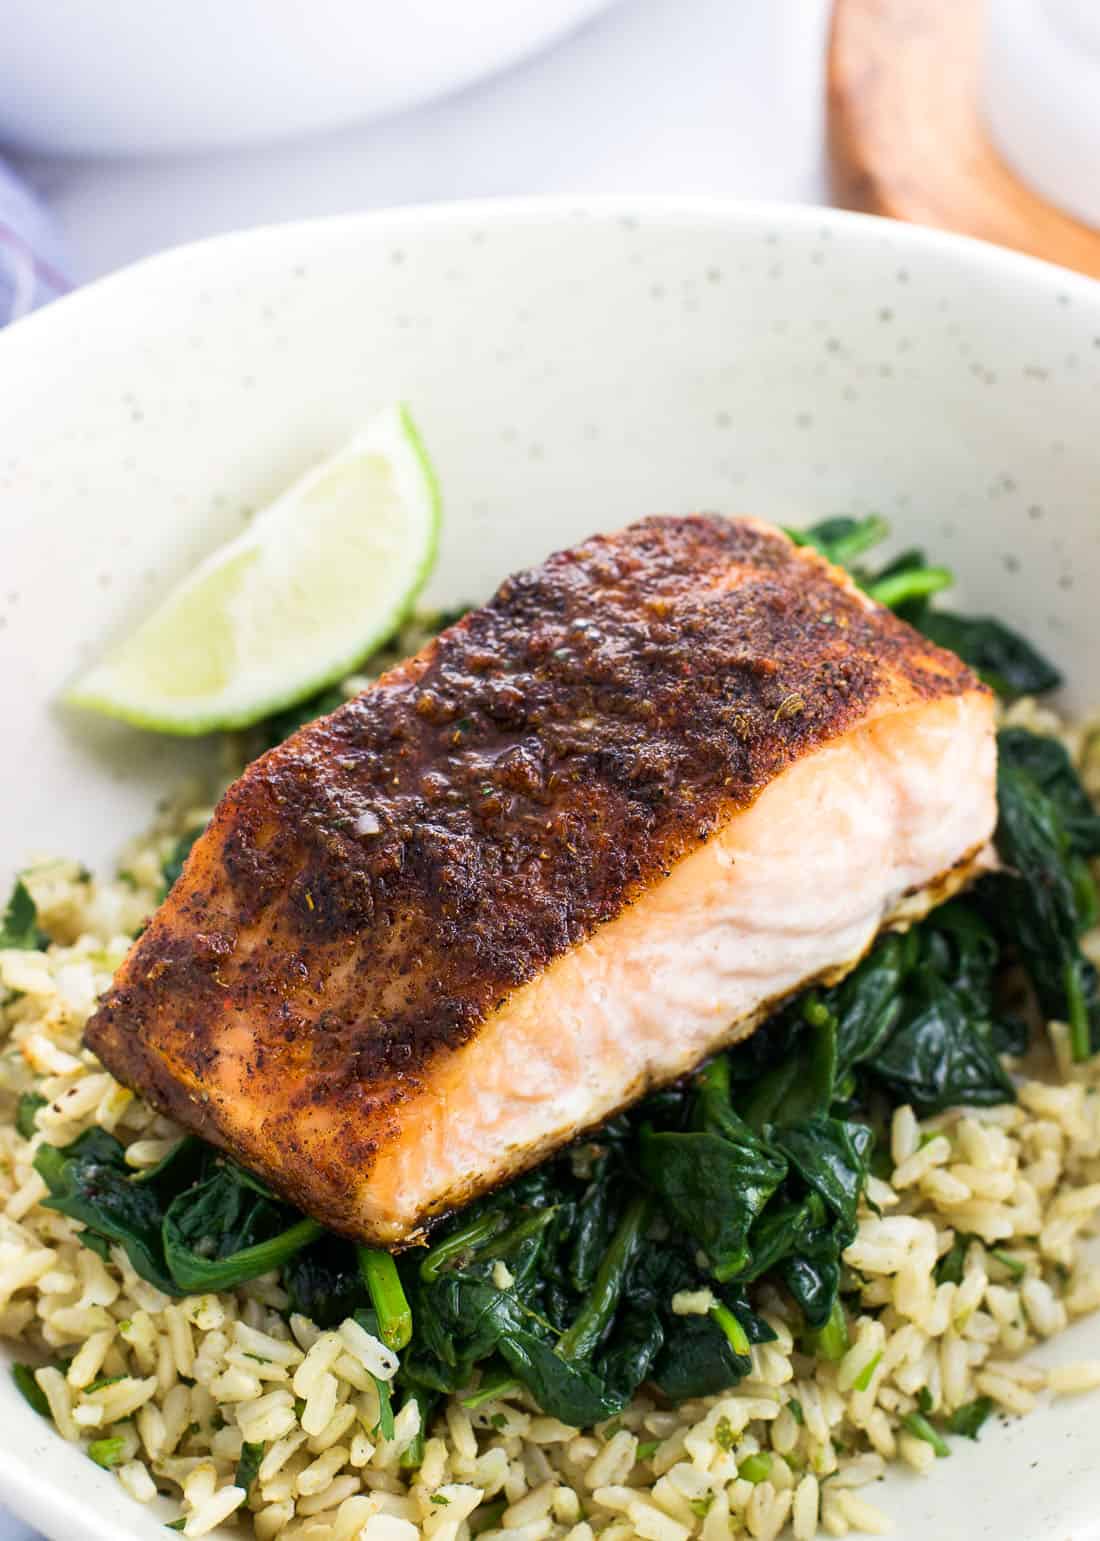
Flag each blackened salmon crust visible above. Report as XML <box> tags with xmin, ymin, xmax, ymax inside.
<box><xmin>85</xmin><ymin>514</ymin><xmax>982</xmax><ymax>1209</ymax></box>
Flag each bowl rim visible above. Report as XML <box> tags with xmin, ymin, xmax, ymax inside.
<box><xmin>5</xmin><ymin>195</ymin><xmax>1100</xmax><ymax>364</ymax></box>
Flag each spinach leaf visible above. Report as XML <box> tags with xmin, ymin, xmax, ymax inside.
<box><xmin>786</xmin><ymin>516</ymin><xmax>890</xmax><ymax>567</ymax></box>
<box><xmin>495</xmin><ymin>1331</ymin><xmax>620</xmax><ymax>1427</ymax></box>
<box><xmin>998</xmin><ymin>728</ymin><xmax>1100</xmax><ymax>857</ymax></box>
<box><xmin>946</xmin><ymin>1395</ymin><xmax>993</xmax><ymax>1439</ymax></box>
<box><xmin>568</xmin><ymin>1160</ymin><xmax>623</xmax><ymax>1293</ymax></box>
<box><xmin>769</xmin><ymin>1117</ymin><xmax>873</xmax><ymax>1234</ymax></box>
<box><xmin>787</xmin><ymin>894</ymin><xmax>1022</xmax><ymax>1116</ymax></box>
<box><xmin>131</xmin><ymin>1134</ymin><xmax>203</xmax><ymax>1188</ymax></box>
<box><xmin>34</xmin><ymin>1128</ymin><xmax>320</xmax><ymax>1296</ymax></box>
<box><xmin>162</xmin><ymin>1166</ymin><xmax>322</xmax><ymax>1293</ymax></box>
<box><xmin>804</xmin><ymin>1297</ymin><xmax>850</xmax><ymax>1361</ymax></box>
<box><xmin>937</xmin><ymin>1233</ymin><xmax>977</xmax><ymax>1285</ymax></box>
<box><xmin>738</xmin><ymin>1192</ymin><xmax>821</xmax><ymax>1284</ymax></box>
<box><xmin>596</xmin><ymin>1306</ymin><xmax>665</xmax><ymax>1407</ymax></box>
<box><xmin>733</xmin><ymin>1128</ymin><xmax>867</xmax><ymax>1331</ymax></box>
<box><xmin>557</xmin><ymin>1195</ymin><xmax>650</xmax><ymax>1360</ymax></box>
<box><xmin>12</xmin><ymin>1363</ymin><xmax>50</xmax><ymax>1418</ymax></box>
<box><xmin>990</xmin><ymin>1013</ymin><xmax>1031</xmax><ymax>1057</ymax></box>
<box><xmin>985</xmin><ymin>729</ymin><xmax>1100</xmax><ymax>1058</ymax></box>
<box><xmin>637</xmin><ymin>1011</ymin><xmax>874</xmax><ymax>1336</ymax></box>
<box><xmin>914</xmin><ymin>612</ymin><xmax>1061</xmax><ymax>700</ymax></box>
<box><xmin>862</xmin><ymin>550</ymin><xmax>953</xmax><ymax>610</ymax></box>
<box><xmin>779</xmin><ymin>1217</ymin><xmax>845</xmax><ymax>1329</ymax></box>
<box><xmin>0</xmin><ymin>878</ymin><xmax>48</xmax><ymax>950</ymax></box>
<box><xmin>829</xmin><ymin>935</ymin><xmax>907</xmax><ymax>1080</ymax></box>
<box><xmin>88</xmin><ymin>1436</ymin><xmax>127</xmax><ymax>1469</ymax></box>
<box><xmin>737</xmin><ymin>999</ymin><xmax>837</xmax><ymax>1130</ymax></box>
<box><xmin>371</xmin><ymin>1371</ymin><xmax>396</xmax><ymax>1440</ymax></box>
<box><xmin>412</xmin><ymin>1269</ymin><xmax>575</xmax><ymax>1411</ymax></box>
<box><xmin>15</xmin><ymin>1091</ymin><xmax>46</xmax><ymax>1140</ymax></box>
<box><xmin>639</xmin><ymin>1251</ymin><xmax>765</xmax><ymax>1401</ymax></box>
<box><xmin>404</xmin><ymin>1111</ymin><xmax>786</xmax><ymax>1423</ymax></box>
<box><xmin>235</xmin><ymin>1441</ymin><xmax>264</xmax><ymax>1494</ymax></box>
<box><xmin>917</xmin><ymin>902</ymin><xmax>1000</xmax><ymax>1020</ymax></box>
<box><xmin>34</xmin><ymin>1128</ymin><xmax>181</xmax><ymax>1295</ymax></box>
<box><xmin>284</xmin><ymin>1236</ymin><xmax>364</xmax><ymax>1326</ymax></box>
<box><xmin>866</xmin><ymin>972</ymin><xmax>1014</xmax><ymax>1113</ymax></box>
<box><xmin>639</xmin><ymin>1129</ymin><xmax>786</xmax><ymax>1282</ymax></box>
<box><xmin>651</xmin><ymin>1310</ymin><xmax>750</xmax><ymax>1402</ymax></box>
<box><xmin>413</xmin><ymin>1269</ymin><xmax>538</xmax><ymax>1386</ymax></box>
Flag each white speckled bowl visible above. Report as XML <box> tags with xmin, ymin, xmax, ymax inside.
<box><xmin>0</xmin><ymin>200</ymin><xmax>1099</xmax><ymax>1541</ymax></box>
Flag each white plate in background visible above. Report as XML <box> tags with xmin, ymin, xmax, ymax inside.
<box><xmin>0</xmin><ymin>0</ymin><xmax>620</xmax><ymax>155</ymax></box>
<box><xmin>0</xmin><ymin>199</ymin><xmax>1098</xmax><ymax>1539</ymax></box>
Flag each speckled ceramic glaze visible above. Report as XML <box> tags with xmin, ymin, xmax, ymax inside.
<box><xmin>0</xmin><ymin>200</ymin><xmax>1099</xmax><ymax>1541</ymax></box>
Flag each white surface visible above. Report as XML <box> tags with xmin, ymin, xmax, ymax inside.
<box><xmin>983</xmin><ymin>0</ymin><xmax>1100</xmax><ymax>228</ymax></box>
<box><xmin>0</xmin><ymin>0</ymin><xmax>619</xmax><ymax>155</ymax></box>
<box><xmin>1047</xmin><ymin>0</ymin><xmax>1100</xmax><ymax>51</ymax></box>
<box><xmin>1</xmin><ymin>198</ymin><xmax>1100</xmax><ymax>1541</ymax></box>
<box><xmin>9</xmin><ymin>0</ymin><xmax>832</xmax><ymax>285</ymax></box>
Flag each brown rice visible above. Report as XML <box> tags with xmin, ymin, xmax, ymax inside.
<box><xmin>1</xmin><ymin>696</ymin><xmax>1099</xmax><ymax>1538</ymax></box>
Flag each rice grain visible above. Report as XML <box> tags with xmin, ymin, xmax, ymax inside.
<box><xmin>4</xmin><ymin>703</ymin><xmax>1100</xmax><ymax>1537</ymax></box>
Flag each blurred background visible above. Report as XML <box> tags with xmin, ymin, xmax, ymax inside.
<box><xmin>3</xmin><ymin>1</ymin><xmax>826</xmax><ymax>287</ymax></box>
<box><xmin>5</xmin><ymin>0</ymin><xmax>1098</xmax><ymax>304</ymax></box>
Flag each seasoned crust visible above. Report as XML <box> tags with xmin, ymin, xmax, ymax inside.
<box><xmin>85</xmin><ymin>515</ymin><xmax>984</xmax><ymax>1224</ymax></box>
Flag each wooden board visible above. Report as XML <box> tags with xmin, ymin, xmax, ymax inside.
<box><xmin>827</xmin><ymin>0</ymin><xmax>1100</xmax><ymax>280</ymax></box>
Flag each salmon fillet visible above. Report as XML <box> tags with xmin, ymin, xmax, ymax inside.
<box><xmin>85</xmin><ymin>515</ymin><xmax>996</xmax><ymax>1245</ymax></box>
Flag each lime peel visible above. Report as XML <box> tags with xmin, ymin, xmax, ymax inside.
<box><xmin>64</xmin><ymin>403</ymin><xmax>441</xmax><ymax>735</ymax></box>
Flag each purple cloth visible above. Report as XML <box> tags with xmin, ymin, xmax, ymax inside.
<box><xmin>0</xmin><ymin>160</ymin><xmax>67</xmax><ymax>323</ymax></box>
<box><xmin>0</xmin><ymin>159</ymin><xmax>61</xmax><ymax>1541</ymax></box>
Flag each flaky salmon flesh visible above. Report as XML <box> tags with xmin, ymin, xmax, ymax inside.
<box><xmin>85</xmin><ymin>515</ymin><xmax>996</xmax><ymax>1245</ymax></box>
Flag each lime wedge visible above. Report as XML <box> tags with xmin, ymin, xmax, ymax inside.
<box><xmin>65</xmin><ymin>404</ymin><xmax>441</xmax><ymax>735</ymax></box>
